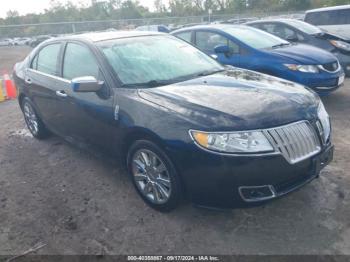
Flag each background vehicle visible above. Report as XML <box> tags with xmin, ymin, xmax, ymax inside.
<box><xmin>222</xmin><ymin>17</ymin><xmax>258</xmax><ymax>25</ymax></box>
<box><xmin>247</xmin><ymin>19</ymin><xmax>350</xmax><ymax>76</ymax></box>
<box><xmin>29</xmin><ymin>35</ymin><xmax>53</xmax><ymax>47</ymax></box>
<box><xmin>13</xmin><ymin>37</ymin><xmax>31</xmax><ymax>46</ymax></box>
<box><xmin>135</xmin><ymin>25</ymin><xmax>170</xmax><ymax>33</ymax></box>
<box><xmin>305</xmin><ymin>5</ymin><xmax>350</xmax><ymax>39</ymax></box>
<box><xmin>0</xmin><ymin>38</ymin><xmax>13</xmax><ymax>46</ymax></box>
<box><xmin>172</xmin><ymin>24</ymin><xmax>345</xmax><ymax>95</ymax></box>
<box><xmin>13</xmin><ymin>32</ymin><xmax>333</xmax><ymax>211</ymax></box>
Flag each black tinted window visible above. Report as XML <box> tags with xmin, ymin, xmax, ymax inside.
<box><xmin>36</xmin><ymin>43</ymin><xmax>61</xmax><ymax>75</ymax></box>
<box><xmin>63</xmin><ymin>43</ymin><xmax>99</xmax><ymax>80</ymax></box>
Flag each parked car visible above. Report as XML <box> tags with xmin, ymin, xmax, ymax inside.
<box><xmin>13</xmin><ymin>37</ymin><xmax>31</xmax><ymax>46</ymax></box>
<box><xmin>135</xmin><ymin>25</ymin><xmax>170</xmax><ymax>33</ymax></box>
<box><xmin>14</xmin><ymin>31</ymin><xmax>333</xmax><ymax>211</ymax></box>
<box><xmin>29</xmin><ymin>35</ymin><xmax>53</xmax><ymax>47</ymax></box>
<box><xmin>247</xmin><ymin>19</ymin><xmax>350</xmax><ymax>76</ymax></box>
<box><xmin>223</xmin><ymin>17</ymin><xmax>258</xmax><ymax>24</ymax></box>
<box><xmin>0</xmin><ymin>38</ymin><xmax>13</xmax><ymax>46</ymax></box>
<box><xmin>305</xmin><ymin>5</ymin><xmax>350</xmax><ymax>39</ymax></box>
<box><xmin>172</xmin><ymin>24</ymin><xmax>345</xmax><ymax>95</ymax></box>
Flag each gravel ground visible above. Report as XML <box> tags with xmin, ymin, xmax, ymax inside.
<box><xmin>0</xmin><ymin>46</ymin><xmax>350</xmax><ymax>256</ymax></box>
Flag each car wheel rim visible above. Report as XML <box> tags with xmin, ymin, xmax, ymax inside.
<box><xmin>23</xmin><ymin>102</ymin><xmax>39</xmax><ymax>135</ymax></box>
<box><xmin>131</xmin><ymin>149</ymin><xmax>172</xmax><ymax>204</ymax></box>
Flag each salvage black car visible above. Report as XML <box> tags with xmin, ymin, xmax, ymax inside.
<box><xmin>14</xmin><ymin>31</ymin><xmax>334</xmax><ymax>211</ymax></box>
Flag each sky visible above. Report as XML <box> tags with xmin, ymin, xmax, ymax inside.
<box><xmin>0</xmin><ymin>0</ymin><xmax>157</xmax><ymax>19</ymax></box>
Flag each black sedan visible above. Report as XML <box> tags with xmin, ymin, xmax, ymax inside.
<box><xmin>247</xmin><ymin>19</ymin><xmax>350</xmax><ymax>76</ymax></box>
<box><xmin>14</xmin><ymin>31</ymin><xmax>334</xmax><ymax>211</ymax></box>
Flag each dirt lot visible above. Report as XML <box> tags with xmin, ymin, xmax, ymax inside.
<box><xmin>1</xmin><ymin>46</ymin><xmax>350</xmax><ymax>256</ymax></box>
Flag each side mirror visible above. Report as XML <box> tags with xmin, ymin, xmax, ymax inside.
<box><xmin>214</xmin><ymin>44</ymin><xmax>231</xmax><ymax>55</ymax></box>
<box><xmin>71</xmin><ymin>76</ymin><xmax>103</xmax><ymax>92</ymax></box>
<box><xmin>286</xmin><ymin>35</ymin><xmax>298</xmax><ymax>42</ymax></box>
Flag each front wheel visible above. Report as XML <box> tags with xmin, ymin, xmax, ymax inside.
<box><xmin>127</xmin><ymin>140</ymin><xmax>183</xmax><ymax>212</ymax></box>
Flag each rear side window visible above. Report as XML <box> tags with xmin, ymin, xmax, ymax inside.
<box><xmin>34</xmin><ymin>43</ymin><xmax>61</xmax><ymax>75</ymax></box>
<box><xmin>306</xmin><ymin>9</ymin><xmax>350</xmax><ymax>25</ymax></box>
<box><xmin>63</xmin><ymin>43</ymin><xmax>99</xmax><ymax>80</ymax></box>
<box><xmin>175</xmin><ymin>32</ymin><xmax>192</xmax><ymax>43</ymax></box>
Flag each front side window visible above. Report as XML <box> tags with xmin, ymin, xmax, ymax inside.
<box><xmin>195</xmin><ymin>31</ymin><xmax>240</xmax><ymax>54</ymax></box>
<box><xmin>98</xmin><ymin>35</ymin><xmax>223</xmax><ymax>86</ymax></box>
<box><xmin>35</xmin><ymin>43</ymin><xmax>61</xmax><ymax>75</ymax></box>
<box><xmin>261</xmin><ymin>23</ymin><xmax>300</xmax><ymax>40</ymax></box>
<box><xmin>63</xmin><ymin>43</ymin><xmax>100</xmax><ymax>80</ymax></box>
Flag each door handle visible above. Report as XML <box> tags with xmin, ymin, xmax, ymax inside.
<box><xmin>55</xmin><ymin>90</ymin><xmax>68</xmax><ymax>98</ymax></box>
<box><xmin>25</xmin><ymin>77</ymin><xmax>32</xmax><ymax>84</ymax></box>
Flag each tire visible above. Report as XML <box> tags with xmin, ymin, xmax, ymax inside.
<box><xmin>21</xmin><ymin>97</ymin><xmax>50</xmax><ymax>139</ymax></box>
<box><xmin>127</xmin><ymin>140</ymin><xmax>183</xmax><ymax>212</ymax></box>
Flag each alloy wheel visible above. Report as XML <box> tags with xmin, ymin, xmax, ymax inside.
<box><xmin>23</xmin><ymin>102</ymin><xmax>39</xmax><ymax>135</ymax></box>
<box><xmin>131</xmin><ymin>149</ymin><xmax>172</xmax><ymax>204</ymax></box>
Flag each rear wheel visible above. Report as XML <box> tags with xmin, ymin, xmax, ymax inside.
<box><xmin>127</xmin><ymin>140</ymin><xmax>183</xmax><ymax>212</ymax></box>
<box><xmin>21</xmin><ymin>97</ymin><xmax>50</xmax><ymax>139</ymax></box>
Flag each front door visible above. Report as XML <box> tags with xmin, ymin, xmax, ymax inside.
<box><xmin>54</xmin><ymin>42</ymin><xmax>115</xmax><ymax>149</ymax></box>
<box><xmin>194</xmin><ymin>30</ymin><xmax>241</xmax><ymax>67</ymax></box>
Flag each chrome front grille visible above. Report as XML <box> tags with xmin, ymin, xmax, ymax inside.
<box><xmin>263</xmin><ymin>121</ymin><xmax>321</xmax><ymax>164</ymax></box>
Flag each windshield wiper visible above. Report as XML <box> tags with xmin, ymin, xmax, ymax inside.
<box><xmin>122</xmin><ymin>79</ymin><xmax>175</xmax><ymax>88</ymax></box>
<box><xmin>196</xmin><ymin>69</ymin><xmax>226</xmax><ymax>77</ymax></box>
<box><xmin>122</xmin><ymin>70</ymin><xmax>226</xmax><ymax>88</ymax></box>
<box><xmin>272</xmin><ymin>43</ymin><xmax>290</xmax><ymax>49</ymax></box>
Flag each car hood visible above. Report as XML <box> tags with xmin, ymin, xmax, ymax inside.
<box><xmin>268</xmin><ymin>43</ymin><xmax>337</xmax><ymax>64</ymax></box>
<box><xmin>321</xmin><ymin>32</ymin><xmax>350</xmax><ymax>42</ymax></box>
<box><xmin>138</xmin><ymin>69</ymin><xmax>320</xmax><ymax>131</ymax></box>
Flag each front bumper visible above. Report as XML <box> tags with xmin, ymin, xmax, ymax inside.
<box><xmin>168</xmin><ymin>143</ymin><xmax>334</xmax><ymax>209</ymax></box>
<box><xmin>280</xmin><ymin>67</ymin><xmax>344</xmax><ymax>95</ymax></box>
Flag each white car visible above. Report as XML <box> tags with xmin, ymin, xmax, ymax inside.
<box><xmin>305</xmin><ymin>5</ymin><xmax>350</xmax><ymax>39</ymax></box>
<box><xmin>13</xmin><ymin>37</ymin><xmax>31</xmax><ymax>46</ymax></box>
<box><xmin>0</xmin><ymin>38</ymin><xmax>14</xmax><ymax>46</ymax></box>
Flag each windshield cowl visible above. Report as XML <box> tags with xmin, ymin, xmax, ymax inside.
<box><xmin>121</xmin><ymin>69</ymin><xmax>226</xmax><ymax>88</ymax></box>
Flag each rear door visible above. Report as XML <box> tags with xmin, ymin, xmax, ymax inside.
<box><xmin>26</xmin><ymin>42</ymin><xmax>66</xmax><ymax>133</ymax></box>
<box><xmin>54</xmin><ymin>41</ymin><xmax>115</xmax><ymax>148</ymax></box>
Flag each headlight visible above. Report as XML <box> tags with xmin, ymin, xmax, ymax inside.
<box><xmin>317</xmin><ymin>101</ymin><xmax>331</xmax><ymax>143</ymax></box>
<box><xmin>190</xmin><ymin>130</ymin><xmax>274</xmax><ymax>154</ymax></box>
<box><xmin>330</xmin><ymin>40</ymin><xmax>350</xmax><ymax>52</ymax></box>
<box><xmin>284</xmin><ymin>64</ymin><xmax>319</xmax><ymax>73</ymax></box>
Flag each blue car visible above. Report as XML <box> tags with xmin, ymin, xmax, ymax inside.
<box><xmin>172</xmin><ymin>24</ymin><xmax>345</xmax><ymax>95</ymax></box>
<box><xmin>246</xmin><ymin>19</ymin><xmax>350</xmax><ymax>77</ymax></box>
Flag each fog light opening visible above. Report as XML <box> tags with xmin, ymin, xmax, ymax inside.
<box><xmin>239</xmin><ymin>185</ymin><xmax>276</xmax><ymax>202</ymax></box>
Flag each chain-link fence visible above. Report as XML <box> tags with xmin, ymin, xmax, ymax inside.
<box><xmin>0</xmin><ymin>11</ymin><xmax>305</xmax><ymax>38</ymax></box>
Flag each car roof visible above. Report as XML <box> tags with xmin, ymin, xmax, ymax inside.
<box><xmin>52</xmin><ymin>30</ymin><xmax>163</xmax><ymax>43</ymax></box>
<box><xmin>306</xmin><ymin>4</ymin><xmax>350</xmax><ymax>13</ymax></box>
<box><xmin>172</xmin><ymin>24</ymin><xmax>250</xmax><ymax>33</ymax></box>
<box><xmin>247</xmin><ymin>18</ymin><xmax>302</xmax><ymax>25</ymax></box>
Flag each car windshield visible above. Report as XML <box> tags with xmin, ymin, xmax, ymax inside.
<box><xmin>222</xmin><ymin>26</ymin><xmax>290</xmax><ymax>49</ymax></box>
<box><xmin>98</xmin><ymin>35</ymin><xmax>223</xmax><ymax>87</ymax></box>
<box><xmin>283</xmin><ymin>20</ymin><xmax>322</xmax><ymax>35</ymax></box>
